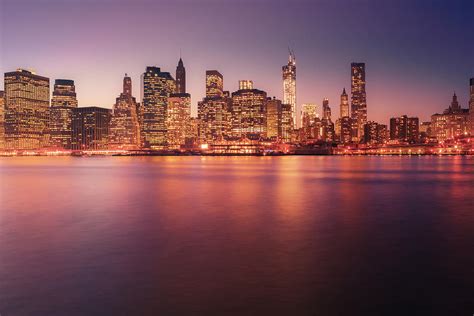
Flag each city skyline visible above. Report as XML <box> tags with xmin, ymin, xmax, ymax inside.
<box><xmin>1</xmin><ymin>0</ymin><xmax>474</xmax><ymax>125</ymax></box>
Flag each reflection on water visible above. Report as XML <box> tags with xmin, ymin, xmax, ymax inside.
<box><xmin>0</xmin><ymin>156</ymin><xmax>473</xmax><ymax>315</ymax></box>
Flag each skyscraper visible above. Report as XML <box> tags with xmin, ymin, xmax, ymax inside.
<box><xmin>321</xmin><ymin>98</ymin><xmax>334</xmax><ymax>142</ymax></box>
<box><xmin>198</xmin><ymin>70</ymin><xmax>232</xmax><ymax>143</ymax></box>
<box><xmin>109</xmin><ymin>74</ymin><xmax>141</xmax><ymax>149</ymax></box>
<box><xmin>71</xmin><ymin>106</ymin><xmax>111</xmax><ymax>150</ymax></box>
<box><xmin>176</xmin><ymin>58</ymin><xmax>186</xmax><ymax>94</ymax></box>
<box><xmin>231</xmin><ymin>83</ymin><xmax>267</xmax><ymax>138</ymax></box>
<box><xmin>340</xmin><ymin>88</ymin><xmax>349</xmax><ymax>118</ymax></box>
<box><xmin>167</xmin><ymin>93</ymin><xmax>191</xmax><ymax>148</ymax></box>
<box><xmin>4</xmin><ymin>69</ymin><xmax>50</xmax><ymax>150</ymax></box>
<box><xmin>431</xmin><ymin>93</ymin><xmax>469</xmax><ymax>141</ymax></box>
<box><xmin>280</xmin><ymin>103</ymin><xmax>293</xmax><ymax>143</ymax></box>
<box><xmin>51</xmin><ymin>79</ymin><xmax>78</xmax><ymax>108</ymax></box>
<box><xmin>266</xmin><ymin>98</ymin><xmax>282</xmax><ymax>140</ymax></box>
<box><xmin>350</xmin><ymin>63</ymin><xmax>367</xmax><ymax>142</ymax></box>
<box><xmin>49</xmin><ymin>79</ymin><xmax>78</xmax><ymax>149</ymax></box>
<box><xmin>206</xmin><ymin>70</ymin><xmax>224</xmax><ymax>98</ymax></box>
<box><xmin>239</xmin><ymin>80</ymin><xmax>253</xmax><ymax>90</ymax></box>
<box><xmin>0</xmin><ymin>91</ymin><xmax>4</xmax><ymax>150</ymax></box>
<box><xmin>282</xmin><ymin>50</ymin><xmax>296</xmax><ymax>128</ymax></box>
<box><xmin>301</xmin><ymin>103</ymin><xmax>319</xmax><ymax>141</ymax></box>
<box><xmin>141</xmin><ymin>66</ymin><xmax>176</xmax><ymax>148</ymax></box>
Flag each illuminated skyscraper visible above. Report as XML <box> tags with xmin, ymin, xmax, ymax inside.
<box><xmin>198</xmin><ymin>70</ymin><xmax>232</xmax><ymax>143</ymax></box>
<box><xmin>206</xmin><ymin>70</ymin><xmax>224</xmax><ymax>98</ymax></box>
<box><xmin>142</xmin><ymin>66</ymin><xmax>176</xmax><ymax>148</ymax></box>
<box><xmin>340</xmin><ymin>88</ymin><xmax>349</xmax><ymax>118</ymax></box>
<box><xmin>339</xmin><ymin>117</ymin><xmax>352</xmax><ymax>144</ymax></box>
<box><xmin>231</xmin><ymin>84</ymin><xmax>267</xmax><ymax>138</ymax></box>
<box><xmin>4</xmin><ymin>69</ymin><xmax>50</xmax><ymax>150</ymax></box>
<box><xmin>321</xmin><ymin>98</ymin><xmax>334</xmax><ymax>142</ymax></box>
<box><xmin>109</xmin><ymin>74</ymin><xmax>141</xmax><ymax>149</ymax></box>
<box><xmin>167</xmin><ymin>93</ymin><xmax>191</xmax><ymax>148</ymax></box>
<box><xmin>49</xmin><ymin>79</ymin><xmax>78</xmax><ymax>149</ymax></box>
<box><xmin>71</xmin><ymin>106</ymin><xmax>111</xmax><ymax>150</ymax></box>
<box><xmin>280</xmin><ymin>103</ymin><xmax>293</xmax><ymax>143</ymax></box>
<box><xmin>0</xmin><ymin>91</ymin><xmax>4</xmax><ymax>150</ymax></box>
<box><xmin>301</xmin><ymin>103</ymin><xmax>319</xmax><ymax>141</ymax></box>
<box><xmin>350</xmin><ymin>63</ymin><xmax>367</xmax><ymax>142</ymax></box>
<box><xmin>176</xmin><ymin>58</ymin><xmax>186</xmax><ymax>94</ymax></box>
<box><xmin>266</xmin><ymin>98</ymin><xmax>282</xmax><ymax>140</ymax></box>
<box><xmin>282</xmin><ymin>50</ymin><xmax>296</xmax><ymax>128</ymax></box>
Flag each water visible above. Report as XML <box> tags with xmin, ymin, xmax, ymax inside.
<box><xmin>0</xmin><ymin>156</ymin><xmax>473</xmax><ymax>315</ymax></box>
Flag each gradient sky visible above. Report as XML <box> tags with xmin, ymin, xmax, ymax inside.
<box><xmin>1</xmin><ymin>0</ymin><xmax>473</xmax><ymax>124</ymax></box>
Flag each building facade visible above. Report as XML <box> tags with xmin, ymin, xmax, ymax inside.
<box><xmin>231</xmin><ymin>85</ymin><xmax>267</xmax><ymax>139</ymax></box>
<box><xmin>4</xmin><ymin>69</ymin><xmax>50</xmax><ymax>150</ymax></box>
<box><xmin>0</xmin><ymin>91</ymin><xmax>4</xmax><ymax>150</ymax></box>
<box><xmin>71</xmin><ymin>106</ymin><xmax>111</xmax><ymax>150</ymax></box>
<box><xmin>282</xmin><ymin>50</ymin><xmax>296</xmax><ymax>128</ymax></box>
<box><xmin>266</xmin><ymin>98</ymin><xmax>281</xmax><ymax>140</ymax></box>
<box><xmin>206</xmin><ymin>70</ymin><xmax>224</xmax><ymax>98</ymax></box>
<box><xmin>350</xmin><ymin>63</ymin><xmax>367</xmax><ymax>142</ymax></box>
<box><xmin>167</xmin><ymin>93</ymin><xmax>191</xmax><ymax>148</ymax></box>
<box><xmin>49</xmin><ymin>79</ymin><xmax>78</xmax><ymax>149</ymax></box>
<box><xmin>109</xmin><ymin>75</ymin><xmax>141</xmax><ymax>149</ymax></box>
<box><xmin>141</xmin><ymin>66</ymin><xmax>176</xmax><ymax>148</ymax></box>
<box><xmin>390</xmin><ymin>115</ymin><xmax>419</xmax><ymax>143</ymax></box>
<box><xmin>469</xmin><ymin>78</ymin><xmax>474</xmax><ymax>134</ymax></box>
<box><xmin>431</xmin><ymin>93</ymin><xmax>469</xmax><ymax>141</ymax></box>
<box><xmin>363</xmin><ymin>121</ymin><xmax>387</xmax><ymax>145</ymax></box>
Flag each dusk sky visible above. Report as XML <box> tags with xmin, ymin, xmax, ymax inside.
<box><xmin>1</xmin><ymin>0</ymin><xmax>473</xmax><ymax>124</ymax></box>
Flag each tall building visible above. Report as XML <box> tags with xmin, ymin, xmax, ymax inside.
<box><xmin>390</xmin><ymin>115</ymin><xmax>419</xmax><ymax>143</ymax></box>
<box><xmin>340</xmin><ymin>88</ymin><xmax>349</xmax><ymax>118</ymax></box>
<box><xmin>206</xmin><ymin>70</ymin><xmax>224</xmax><ymax>98</ymax></box>
<box><xmin>71</xmin><ymin>106</ymin><xmax>111</xmax><ymax>150</ymax></box>
<box><xmin>167</xmin><ymin>93</ymin><xmax>191</xmax><ymax>148</ymax></box>
<box><xmin>49</xmin><ymin>79</ymin><xmax>78</xmax><ymax>149</ymax></box>
<box><xmin>280</xmin><ymin>103</ymin><xmax>293</xmax><ymax>143</ymax></box>
<box><xmin>4</xmin><ymin>69</ymin><xmax>50</xmax><ymax>150</ymax></box>
<box><xmin>231</xmin><ymin>84</ymin><xmax>267</xmax><ymax>138</ymax></box>
<box><xmin>198</xmin><ymin>70</ymin><xmax>232</xmax><ymax>143</ymax></box>
<box><xmin>141</xmin><ymin>66</ymin><xmax>176</xmax><ymax>148</ymax></box>
<box><xmin>0</xmin><ymin>91</ymin><xmax>4</xmax><ymax>150</ymax></box>
<box><xmin>431</xmin><ymin>93</ymin><xmax>469</xmax><ymax>141</ymax></box>
<box><xmin>350</xmin><ymin>63</ymin><xmax>367</xmax><ymax>142</ymax></box>
<box><xmin>469</xmin><ymin>78</ymin><xmax>474</xmax><ymax>134</ymax></box>
<box><xmin>321</xmin><ymin>98</ymin><xmax>334</xmax><ymax>142</ymax></box>
<box><xmin>266</xmin><ymin>98</ymin><xmax>281</xmax><ymax>140</ymax></box>
<box><xmin>282</xmin><ymin>50</ymin><xmax>296</xmax><ymax>128</ymax></box>
<box><xmin>176</xmin><ymin>58</ymin><xmax>186</xmax><ymax>94</ymax></box>
<box><xmin>339</xmin><ymin>116</ymin><xmax>352</xmax><ymax>144</ymax></box>
<box><xmin>109</xmin><ymin>74</ymin><xmax>141</xmax><ymax>149</ymax></box>
<box><xmin>300</xmin><ymin>103</ymin><xmax>319</xmax><ymax>141</ymax></box>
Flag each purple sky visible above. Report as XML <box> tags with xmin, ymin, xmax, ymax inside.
<box><xmin>1</xmin><ymin>0</ymin><xmax>473</xmax><ymax>124</ymax></box>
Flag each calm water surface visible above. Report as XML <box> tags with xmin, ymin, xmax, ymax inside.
<box><xmin>0</xmin><ymin>156</ymin><xmax>473</xmax><ymax>315</ymax></box>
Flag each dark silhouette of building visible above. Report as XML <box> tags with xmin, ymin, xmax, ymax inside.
<box><xmin>176</xmin><ymin>58</ymin><xmax>186</xmax><ymax>94</ymax></box>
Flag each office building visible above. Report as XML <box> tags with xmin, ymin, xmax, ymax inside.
<box><xmin>142</xmin><ymin>66</ymin><xmax>176</xmax><ymax>148</ymax></box>
<box><xmin>71</xmin><ymin>106</ymin><xmax>111</xmax><ymax>150</ymax></box>
<box><xmin>4</xmin><ymin>69</ymin><xmax>50</xmax><ymax>150</ymax></box>
<box><xmin>390</xmin><ymin>115</ymin><xmax>419</xmax><ymax>143</ymax></box>
<box><xmin>109</xmin><ymin>74</ymin><xmax>141</xmax><ymax>149</ymax></box>
<box><xmin>49</xmin><ymin>79</ymin><xmax>78</xmax><ymax>149</ymax></box>
<box><xmin>283</xmin><ymin>50</ymin><xmax>296</xmax><ymax>128</ymax></box>
<box><xmin>167</xmin><ymin>93</ymin><xmax>191</xmax><ymax>148</ymax></box>
<box><xmin>350</xmin><ymin>63</ymin><xmax>367</xmax><ymax>142</ymax></box>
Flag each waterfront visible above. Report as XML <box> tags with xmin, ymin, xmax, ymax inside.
<box><xmin>0</xmin><ymin>156</ymin><xmax>473</xmax><ymax>315</ymax></box>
